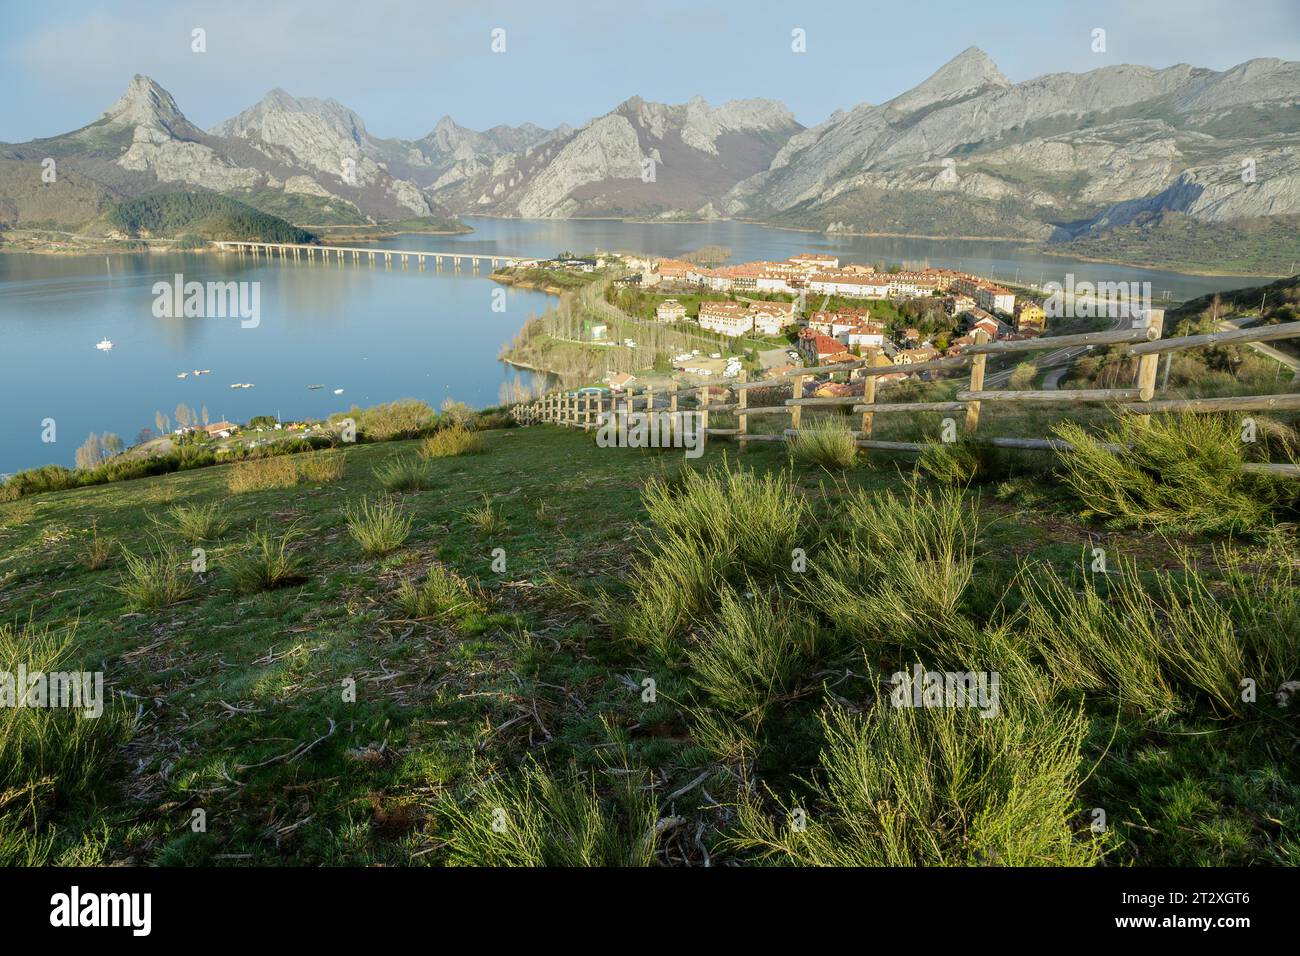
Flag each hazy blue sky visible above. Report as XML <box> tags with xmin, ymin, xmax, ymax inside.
<box><xmin>3</xmin><ymin>0</ymin><xmax>1298</xmax><ymax>142</ymax></box>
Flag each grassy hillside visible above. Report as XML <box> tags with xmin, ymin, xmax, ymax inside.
<box><xmin>1053</xmin><ymin>212</ymin><xmax>1300</xmax><ymax>277</ymax></box>
<box><xmin>0</xmin><ymin>158</ymin><xmax>117</xmax><ymax>228</ymax></box>
<box><xmin>3</xmin><ymin>409</ymin><xmax>1298</xmax><ymax>867</ymax></box>
<box><xmin>1168</xmin><ymin>272</ymin><xmax>1300</xmax><ymax>324</ymax></box>
<box><xmin>106</xmin><ymin>192</ymin><xmax>318</xmax><ymax>243</ymax></box>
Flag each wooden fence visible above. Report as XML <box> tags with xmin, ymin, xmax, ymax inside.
<box><xmin>511</xmin><ymin>311</ymin><xmax>1300</xmax><ymax>478</ymax></box>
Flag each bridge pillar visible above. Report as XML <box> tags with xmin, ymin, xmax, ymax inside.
<box><xmin>454</xmin><ymin>257</ymin><xmax>461</xmax><ymax>271</ymax></box>
<box><xmin>472</xmin><ymin>258</ymin><xmax>479</xmax><ymax>272</ymax></box>
<box><xmin>418</xmin><ymin>255</ymin><xmax>425</xmax><ymax>270</ymax></box>
<box><xmin>401</xmin><ymin>254</ymin><xmax>408</xmax><ymax>267</ymax></box>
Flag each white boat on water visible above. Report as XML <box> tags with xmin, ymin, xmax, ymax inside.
<box><xmin>177</xmin><ymin>372</ymin><xmax>188</xmax><ymax>379</ymax></box>
<box><xmin>333</xmin><ymin>388</ymin><xmax>344</xmax><ymax>395</ymax></box>
<box><xmin>95</xmin><ymin>338</ymin><xmax>113</xmax><ymax>351</ymax></box>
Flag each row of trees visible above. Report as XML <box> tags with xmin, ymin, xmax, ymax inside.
<box><xmin>75</xmin><ymin>432</ymin><xmax>123</xmax><ymax>469</ymax></box>
<box><xmin>154</xmin><ymin>404</ymin><xmax>210</xmax><ymax>436</ymax></box>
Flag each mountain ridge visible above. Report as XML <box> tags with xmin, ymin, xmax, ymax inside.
<box><xmin>2</xmin><ymin>49</ymin><xmax>1298</xmax><ymax>259</ymax></box>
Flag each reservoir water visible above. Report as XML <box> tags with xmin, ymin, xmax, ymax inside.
<box><xmin>0</xmin><ymin>216</ymin><xmax>1270</xmax><ymax>473</ymax></box>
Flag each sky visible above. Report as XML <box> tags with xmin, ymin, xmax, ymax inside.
<box><xmin>2</xmin><ymin>0</ymin><xmax>1299</xmax><ymax>143</ymax></box>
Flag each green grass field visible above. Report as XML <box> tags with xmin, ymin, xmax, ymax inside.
<box><xmin>2</xmin><ymin>418</ymin><xmax>1297</xmax><ymax>866</ymax></box>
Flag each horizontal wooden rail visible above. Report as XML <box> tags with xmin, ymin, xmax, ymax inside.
<box><xmin>1242</xmin><ymin>462</ymin><xmax>1300</xmax><ymax>477</ymax></box>
<box><xmin>964</xmin><ymin>326</ymin><xmax>1158</xmax><ymax>355</ymax></box>
<box><xmin>731</xmin><ymin>377</ymin><xmax>795</xmax><ymax>391</ymax></box>
<box><xmin>740</xmin><ymin>406</ymin><xmax>795</xmax><ymax>416</ymax></box>
<box><xmin>863</xmin><ymin>355</ymin><xmax>973</xmax><ymax>377</ymax></box>
<box><xmin>851</xmin><ymin>401</ymin><xmax>968</xmax><ymax>413</ymax></box>
<box><xmin>857</xmin><ymin>439</ymin><xmax>925</xmax><ymax>452</ymax></box>
<box><xmin>786</xmin><ymin>395</ymin><xmax>865</xmax><ymax>407</ymax></box>
<box><xmin>1122</xmin><ymin>393</ymin><xmax>1300</xmax><ymax>415</ymax></box>
<box><xmin>957</xmin><ymin>388</ymin><xmax>1140</xmax><ymax>403</ymax></box>
<box><xmin>1128</xmin><ymin>320</ymin><xmax>1300</xmax><ymax>356</ymax></box>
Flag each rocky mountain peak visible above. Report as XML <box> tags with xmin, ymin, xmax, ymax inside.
<box><xmin>101</xmin><ymin>75</ymin><xmax>190</xmax><ymax>134</ymax></box>
<box><xmin>210</xmin><ymin>89</ymin><xmax>367</xmax><ymax>142</ymax></box>
<box><xmin>887</xmin><ymin>46</ymin><xmax>1011</xmax><ymax>114</ymax></box>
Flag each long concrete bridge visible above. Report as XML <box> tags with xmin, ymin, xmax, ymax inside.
<box><xmin>214</xmin><ymin>240</ymin><xmax>534</xmax><ymax>272</ymax></box>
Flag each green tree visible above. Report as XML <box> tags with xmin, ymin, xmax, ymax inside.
<box><xmin>1009</xmin><ymin>363</ymin><xmax>1038</xmax><ymax>390</ymax></box>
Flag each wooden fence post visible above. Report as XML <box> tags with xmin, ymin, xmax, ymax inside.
<box><xmin>859</xmin><ymin>371</ymin><xmax>877</xmax><ymax>455</ymax></box>
<box><xmin>669</xmin><ymin>384</ymin><xmax>679</xmax><ymax>413</ymax></box>
<box><xmin>737</xmin><ymin>373</ymin><xmax>749</xmax><ymax>452</ymax></box>
<box><xmin>697</xmin><ymin>385</ymin><xmax>709</xmax><ymax>440</ymax></box>
<box><xmin>964</xmin><ymin>330</ymin><xmax>990</xmax><ymax>435</ymax></box>
<box><xmin>1134</xmin><ymin>309</ymin><xmax>1166</xmax><ymax>423</ymax></box>
<box><xmin>790</xmin><ymin>373</ymin><xmax>807</xmax><ymax>432</ymax></box>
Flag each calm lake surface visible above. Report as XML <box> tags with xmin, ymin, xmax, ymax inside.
<box><xmin>0</xmin><ymin>216</ymin><xmax>1269</xmax><ymax>472</ymax></box>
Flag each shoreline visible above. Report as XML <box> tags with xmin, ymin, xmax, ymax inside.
<box><xmin>5</xmin><ymin>217</ymin><xmax>1288</xmax><ymax>280</ymax></box>
<box><xmin>1037</xmin><ymin>245</ymin><xmax>1289</xmax><ymax>279</ymax></box>
<box><xmin>460</xmin><ymin>213</ymin><xmax>1289</xmax><ymax>280</ymax></box>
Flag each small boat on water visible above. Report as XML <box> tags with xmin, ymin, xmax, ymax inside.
<box><xmin>96</xmin><ymin>338</ymin><xmax>113</xmax><ymax>351</ymax></box>
<box><xmin>193</xmin><ymin>369</ymin><xmax>211</xmax><ymax>376</ymax></box>
<box><xmin>177</xmin><ymin>372</ymin><xmax>189</xmax><ymax>379</ymax></box>
<box><xmin>229</xmin><ymin>383</ymin><xmax>255</xmax><ymax>389</ymax></box>
<box><xmin>333</xmin><ymin>388</ymin><xmax>344</xmax><ymax>395</ymax></box>
<box><xmin>307</xmin><ymin>384</ymin><xmax>324</xmax><ymax>390</ymax></box>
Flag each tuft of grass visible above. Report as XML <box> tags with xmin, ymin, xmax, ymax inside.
<box><xmin>789</xmin><ymin>415</ymin><xmax>858</xmax><ymax>470</ymax></box>
<box><xmin>440</xmin><ymin>759</ymin><xmax>660</xmax><ymax>867</ymax></box>
<box><xmin>113</xmin><ymin>537</ymin><xmax>197</xmax><ymax>609</ymax></box>
<box><xmin>730</xmin><ymin>699</ymin><xmax>1108</xmax><ymax>867</ymax></box>
<box><xmin>227</xmin><ymin>456</ymin><xmax>298</xmax><ymax>494</ymax></box>
<box><xmin>687</xmin><ymin>585</ymin><xmax>828</xmax><ymax>761</ymax></box>
<box><xmin>298</xmin><ymin>450</ymin><xmax>347</xmax><ymax>484</ymax></box>
<box><xmin>345</xmin><ymin>497</ymin><xmax>412</xmax><ymax>555</ymax></box>
<box><xmin>1052</xmin><ymin>413</ymin><xmax>1283</xmax><ymax>534</ymax></box>
<box><xmin>81</xmin><ymin>519</ymin><xmax>114</xmax><ymax>571</ymax></box>
<box><xmin>375</xmin><ymin>455</ymin><xmax>434</xmax><ymax>493</ymax></box>
<box><xmin>1014</xmin><ymin>555</ymin><xmax>1245</xmax><ymax>718</ymax></box>
<box><xmin>165</xmin><ymin>501</ymin><xmax>231</xmax><ymax>542</ymax></box>
<box><xmin>225</xmin><ymin>526</ymin><xmax>306</xmax><ymax>594</ymax></box>
<box><xmin>805</xmin><ymin>480</ymin><xmax>976</xmax><ymax>648</ymax></box>
<box><xmin>395</xmin><ymin>565</ymin><xmax>481</xmax><ymax>621</ymax></box>
<box><xmin>916</xmin><ymin>439</ymin><xmax>1000</xmax><ymax>486</ymax></box>
<box><xmin>0</xmin><ymin>620</ymin><xmax>132</xmax><ymax>863</ymax></box>
<box><xmin>421</xmin><ymin>424</ymin><xmax>483</xmax><ymax>459</ymax></box>
<box><xmin>611</xmin><ymin>464</ymin><xmax>807</xmax><ymax>654</ymax></box>
<box><xmin>461</xmin><ymin>495</ymin><xmax>506</xmax><ymax>536</ymax></box>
